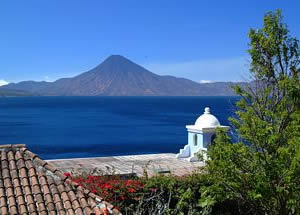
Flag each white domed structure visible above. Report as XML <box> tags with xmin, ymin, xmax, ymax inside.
<box><xmin>176</xmin><ymin>107</ymin><xmax>229</xmax><ymax>162</ymax></box>
<box><xmin>194</xmin><ymin>107</ymin><xmax>220</xmax><ymax>128</ymax></box>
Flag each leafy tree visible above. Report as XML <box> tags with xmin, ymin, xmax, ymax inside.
<box><xmin>201</xmin><ymin>10</ymin><xmax>300</xmax><ymax>215</ymax></box>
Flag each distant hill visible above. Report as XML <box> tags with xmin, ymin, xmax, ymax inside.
<box><xmin>0</xmin><ymin>89</ymin><xmax>37</xmax><ymax>97</ymax></box>
<box><xmin>1</xmin><ymin>55</ymin><xmax>245</xmax><ymax>96</ymax></box>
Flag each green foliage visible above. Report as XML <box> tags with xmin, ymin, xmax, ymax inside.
<box><xmin>202</xmin><ymin>10</ymin><xmax>300</xmax><ymax>215</ymax></box>
<box><xmin>139</xmin><ymin>173</ymin><xmax>243</xmax><ymax>215</ymax></box>
<box><xmin>136</xmin><ymin>173</ymin><xmax>207</xmax><ymax>215</ymax></box>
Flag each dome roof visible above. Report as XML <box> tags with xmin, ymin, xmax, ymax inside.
<box><xmin>194</xmin><ymin>107</ymin><xmax>220</xmax><ymax>128</ymax></box>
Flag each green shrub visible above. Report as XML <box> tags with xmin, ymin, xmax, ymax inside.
<box><xmin>201</xmin><ymin>10</ymin><xmax>300</xmax><ymax>215</ymax></box>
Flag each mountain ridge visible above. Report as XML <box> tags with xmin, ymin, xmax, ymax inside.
<box><xmin>1</xmin><ymin>55</ymin><xmax>243</xmax><ymax>96</ymax></box>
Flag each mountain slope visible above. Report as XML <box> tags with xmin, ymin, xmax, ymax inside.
<box><xmin>1</xmin><ymin>55</ymin><xmax>240</xmax><ymax>96</ymax></box>
<box><xmin>0</xmin><ymin>89</ymin><xmax>37</xmax><ymax>96</ymax></box>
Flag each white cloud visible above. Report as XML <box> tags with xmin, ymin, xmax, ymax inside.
<box><xmin>143</xmin><ymin>57</ymin><xmax>250</xmax><ymax>82</ymax></box>
<box><xmin>0</xmin><ymin>80</ymin><xmax>9</xmax><ymax>86</ymax></box>
<box><xmin>199</xmin><ymin>80</ymin><xmax>215</xmax><ymax>84</ymax></box>
<box><xmin>44</xmin><ymin>76</ymin><xmax>51</xmax><ymax>82</ymax></box>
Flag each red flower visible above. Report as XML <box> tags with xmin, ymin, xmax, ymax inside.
<box><xmin>124</xmin><ymin>179</ymin><xmax>144</xmax><ymax>188</ymax></box>
<box><xmin>120</xmin><ymin>196</ymin><xmax>125</xmax><ymax>200</ymax></box>
<box><xmin>92</xmin><ymin>188</ymin><xmax>97</xmax><ymax>194</ymax></box>
<box><xmin>102</xmin><ymin>183</ymin><xmax>113</xmax><ymax>189</ymax></box>
<box><xmin>128</xmin><ymin>188</ymin><xmax>136</xmax><ymax>193</ymax></box>
<box><xmin>88</xmin><ymin>176</ymin><xmax>95</xmax><ymax>182</ymax></box>
<box><xmin>74</xmin><ymin>177</ymin><xmax>84</xmax><ymax>184</ymax></box>
<box><xmin>64</xmin><ymin>172</ymin><xmax>71</xmax><ymax>177</ymax></box>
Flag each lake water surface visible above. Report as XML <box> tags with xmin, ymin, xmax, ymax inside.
<box><xmin>0</xmin><ymin>96</ymin><xmax>239</xmax><ymax>159</ymax></box>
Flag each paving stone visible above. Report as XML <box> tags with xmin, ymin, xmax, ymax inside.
<box><xmin>48</xmin><ymin>153</ymin><xmax>205</xmax><ymax>177</ymax></box>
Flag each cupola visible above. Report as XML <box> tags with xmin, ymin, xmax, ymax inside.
<box><xmin>176</xmin><ymin>107</ymin><xmax>229</xmax><ymax>162</ymax></box>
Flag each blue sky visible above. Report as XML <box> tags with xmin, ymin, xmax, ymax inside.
<box><xmin>0</xmin><ymin>0</ymin><xmax>299</xmax><ymax>84</ymax></box>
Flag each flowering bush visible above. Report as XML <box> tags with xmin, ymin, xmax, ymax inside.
<box><xmin>64</xmin><ymin>172</ymin><xmax>144</xmax><ymax>211</ymax></box>
<box><xmin>64</xmin><ymin>169</ymin><xmax>215</xmax><ymax>214</ymax></box>
<box><xmin>64</xmin><ymin>167</ymin><xmax>249</xmax><ymax>215</ymax></box>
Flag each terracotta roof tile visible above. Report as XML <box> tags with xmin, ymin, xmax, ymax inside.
<box><xmin>0</xmin><ymin>144</ymin><xmax>120</xmax><ymax>215</ymax></box>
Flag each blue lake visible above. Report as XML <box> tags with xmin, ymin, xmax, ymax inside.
<box><xmin>0</xmin><ymin>96</ymin><xmax>239</xmax><ymax>159</ymax></box>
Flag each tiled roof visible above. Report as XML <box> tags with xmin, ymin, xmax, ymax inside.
<box><xmin>0</xmin><ymin>144</ymin><xmax>120</xmax><ymax>215</ymax></box>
